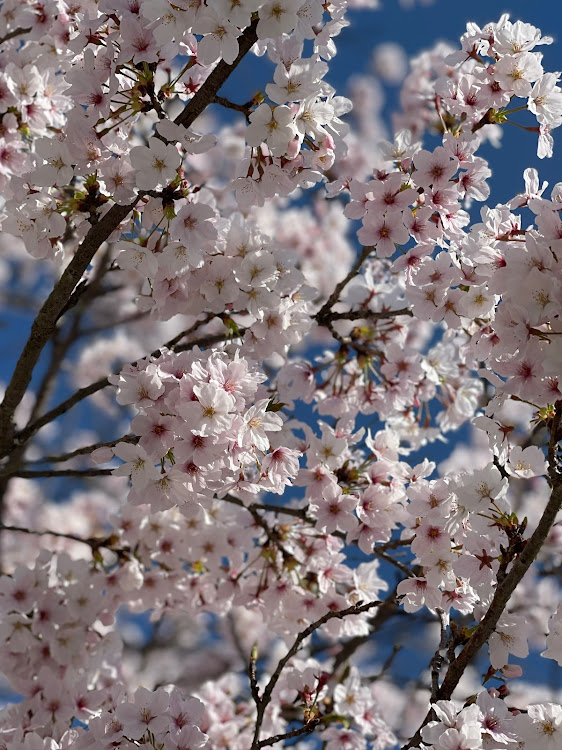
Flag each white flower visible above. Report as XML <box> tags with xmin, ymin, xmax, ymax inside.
<box><xmin>129</xmin><ymin>137</ymin><xmax>181</xmax><ymax>191</ymax></box>
<box><xmin>542</xmin><ymin>606</ymin><xmax>562</xmax><ymax>666</ymax></box>
<box><xmin>169</xmin><ymin>201</ymin><xmax>217</xmax><ymax>246</ymax></box>
<box><xmin>295</xmin><ymin>96</ymin><xmax>335</xmax><ymax>139</ymax></box>
<box><xmin>256</xmin><ymin>0</ymin><xmax>302</xmax><ymax>39</ymax></box>
<box><xmin>156</xmin><ymin>120</ymin><xmax>217</xmax><ymax>154</ymax></box>
<box><xmin>525</xmin><ymin>704</ymin><xmax>562</xmax><ymax>749</ymax></box>
<box><xmin>117</xmin><ymin>243</ymin><xmax>159</xmax><ymax>278</ymax></box>
<box><xmin>266</xmin><ymin>59</ymin><xmax>328</xmax><ymax>104</ymax></box>
<box><xmin>528</xmin><ymin>73</ymin><xmax>562</xmax><ymax>126</ymax></box>
<box><xmin>112</xmin><ymin>443</ymin><xmax>161</xmax><ymax>489</ymax></box>
<box><xmin>239</xmin><ymin>399</ymin><xmax>283</xmax><ymax>451</ymax></box>
<box><xmin>31</xmin><ymin>138</ymin><xmax>74</xmax><ymax>187</ymax></box>
<box><xmin>246</xmin><ymin>103</ymin><xmax>296</xmax><ymax>156</ymax></box>
<box><xmin>488</xmin><ymin>615</ymin><xmax>529</xmax><ymax>669</ymax></box>
<box><xmin>493</xmin><ymin>52</ymin><xmax>544</xmax><ymax>97</ymax></box>
<box><xmin>193</xmin><ymin>11</ymin><xmax>239</xmax><ymax>65</ymax></box>
<box><xmin>177</xmin><ymin>382</ymin><xmax>235</xmax><ymax>436</ymax></box>
<box><xmin>506</xmin><ymin>445</ymin><xmax>547</xmax><ymax>478</ymax></box>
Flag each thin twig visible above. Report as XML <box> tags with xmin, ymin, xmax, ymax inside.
<box><xmin>326</xmin><ymin>307</ymin><xmax>413</xmax><ymax>322</ymax></box>
<box><xmin>368</xmin><ymin>643</ymin><xmax>402</xmax><ymax>682</ymax></box>
<box><xmin>2</xmin><ymin>468</ymin><xmax>114</xmax><ymax>479</ymax></box>
<box><xmin>372</xmin><ymin>547</ymin><xmax>416</xmax><ymax>578</ymax></box>
<box><xmin>76</xmin><ymin>311</ymin><xmax>150</xmax><ymax>337</ymax></box>
<box><xmin>15</xmin><ymin>377</ymin><xmax>112</xmax><ymax>445</ymax></box>
<box><xmin>249</xmin><ymin>642</ymin><xmax>260</xmax><ymax>704</ymax></box>
<box><xmin>315</xmin><ymin>246</ymin><xmax>374</xmax><ymax>325</ymax></box>
<box><xmin>23</xmin><ymin>435</ymin><xmax>137</xmax><ymax>466</ymax></box>
<box><xmin>173</xmin><ymin>327</ymin><xmax>246</xmax><ymax>353</ymax></box>
<box><xmin>257</xmin><ymin>720</ymin><xmax>321</xmax><ymax>748</ymax></box>
<box><xmin>250</xmin><ymin>600</ymin><xmax>381</xmax><ymax>749</ymax></box>
<box><xmin>547</xmin><ymin>400</ymin><xmax>562</xmax><ymax>477</ymax></box>
<box><xmin>0</xmin><ymin>26</ymin><xmax>31</xmax><ymax>45</ymax></box>
<box><xmin>213</xmin><ymin>95</ymin><xmax>252</xmax><ymax>116</ymax></box>
<box><xmin>0</xmin><ymin>523</ymin><xmax>119</xmax><ymax>554</ymax></box>
<box><xmin>253</xmin><ymin>502</ymin><xmax>312</xmax><ymax>522</ymax></box>
<box><xmin>332</xmin><ymin>588</ymin><xmax>400</xmax><ymax>672</ymax></box>
<box><xmin>220</xmin><ymin>494</ymin><xmax>294</xmax><ymax>564</ymax></box>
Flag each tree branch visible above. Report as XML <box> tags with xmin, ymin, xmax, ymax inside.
<box><xmin>332</xmin><ymin>588</ymin><xmax>400</xmax><ymax>672</ymax></box>
<box><xmin>174</xmin><ymin>20</ymin><xmax>258</xmax><ymax>130</ymax></box>
<box><xmin>250</xmin><ymin>600</ymin><xmax>381</xmax><ymax>749</ymax></box>
<box><xmin>0</xmin><ymin>202</ymin><xmax>136</xmax><ymax>458</ymax></box>
<box><xmin>213</xmin><ymin>94</ymin><xmax>252</xmax><ymax>117</ymax></box>
<box><xmin>0</xmin><ymin>523</ymin><xmax>121</xmax><ymax>555</ymax></box>
<box><xmin>1</xmin><ymin>468</ymin><xmax>114</xmax><ymax>479</ymax></box>
<box><xmin>430</xmin><ymin>608</ymin><xmax>449</xmax><ymax>702</ymax></box>
<box><xmin>315</xmin><ymin>246</ymin><xmax>374</xmax><ymax>325</ymax></box>
<box><xmin>372</xmin><ymin>547</ymin><xmax>416</xmax><ymax>578</ymax></box>
<box><xmin>326</xmin><ymin>307</ymin><xmax>413</xmax><ymax>322</ymax></box>
<box><xmin>0</xmin><ymin>26</ymin><xmax>31</xmax><ymax>46</ymax></box>
<box><xmin>15</xmin><ymin>376</ymin><xmax>112</xmax><ymax>446</ymax></box>
<box><xmin>257</xmin><ymin>720</ymin><xmax>321</xmax><ymax>748</ymax></box>
<box><xmin>23</xmin><ymin>435</ymin><xmax>137</xmax><ymax>466</ymax></box>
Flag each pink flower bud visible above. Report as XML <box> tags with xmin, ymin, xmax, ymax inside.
<box><xmin>501</xmin><ymin>664</ymin><xmax>523</xmax><ymax>679</ymax></box>
<box><xmin>91</xmin><ymin>447</ymin><xmax>115</xmax><ymax>464</ymax></box>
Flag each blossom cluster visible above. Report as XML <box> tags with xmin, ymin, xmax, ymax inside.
<box><xmin>0</xmin><ymin>5</ymin><xmax>561</xmax><ymax>750</ymax></box>
<box><xmin>394</xmin><ymin>16</ymin><xmax>561</xmax><ymax>158</ymax></box>
<box><xmin>107</xmin><ymin>346</ymin><xmax>300</xmax><ymax>504</ymax></box>
<box><xmin>0</xmin><ymin>0</ymin><xmax>356</xmax><ymax>264</ymax></box>
<box><xmin>416</xmin><ymin>691</ymin><xmax>562</xmax><ymax>750</ymax></box>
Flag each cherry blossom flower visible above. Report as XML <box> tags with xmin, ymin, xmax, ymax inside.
<box><xmin>357</xmin><ymin>210</ymin><xmax>409</xmax><ymax>257</ymax></box>
<box><xmin>129</xmin><ymin>138</ymin><xmax>181</xmax><ymax>191</ymax></box>
<box><xmin>115</xmin><ymin>686</ymin><xmax>170</xmax><ymax>739</ymax></box>
<box><xmin>239</xmin><ymin>399</ymin><xmax>283</xmax><ymax>451</ymax></box>
<box><xmin>257</xmin><ymin>0</ymin><xmax>303</xmax><ymax>39</ymax></box>
<box><xmin>246</xmin><ymin>103</ymin><xmax>297</xmax><ymax>156</ymax></box>
<box><xmin>31</xmin><ymin>138</ymin><xmax>74</xmax><ymax>187</ymax></box>
<box><xmin>112</xmin><ymin>443</ymin><xmax>161</xmax><ymax>489</ymax></box>
<box><xmin>506</xmin><ymin>445</ymin><xmax>548</xmax><ymax>478</ymax></box>
<box><xmin>193</xmin><ymin>11</ymin><xmax>239</xmax><ymax>65</ymax></box>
